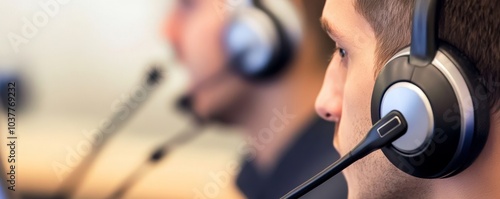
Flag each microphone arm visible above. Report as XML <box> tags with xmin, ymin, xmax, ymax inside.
<box><xmin>109</xmin><ymin>122</ymin><xmax>204</xmax><ymax>199</ymax></box>
<box><xmin>109</xmin><ymin>94</ymin><xmax>204</xmax><ymax>199</ymax></box>
<box><xmin>52</xmin><ymin>66</ymin><xmax>164</xmax><ymax>199</ymax></box>
<box><xmin>281</xmin><ymin>110</ymin><xmax>408</xmax><ymax>199</ymax></box>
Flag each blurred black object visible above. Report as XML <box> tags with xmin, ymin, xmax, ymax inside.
<box><xmin>0</xmin><ymin>73</ymin><xmax>25</xmax><ymax>112</ymax></box>
<box><xmin>49</xmin><ymin>65</ymin><xmax>165</xmax><ymax>199</ymax></box>
<box><xmin>109</xmin><ymin>123</ymin><xmax>203</xmax><ymax>199</ymax></box>
<box><xmin>176</xmin><ymin>95</ymin><xmax>193</xmax><ymax>114</ymax></box>
<box><xmin>109</xmin><ymin>92</ymin><xmax>205</xmax><ymax>199</ymax></box>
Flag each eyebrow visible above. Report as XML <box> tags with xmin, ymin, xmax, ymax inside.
<box><xmin>320</xmin><ymin>17</ymin><xmax>343</xmax><ymax>40</ymax></box>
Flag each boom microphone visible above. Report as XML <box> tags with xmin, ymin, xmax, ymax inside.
<box><xmin>109</xmin><ymin>61</ymin><xmax>256</xmax><ymax>198</ymax></box>
<box><xmin>109</xmin><ymin>122</ymin><xmax>204</xmax><ymax>199</ymax></box>
<box><xmin>52</xmin><ymin>66</ymin><xmax>165</xmax><ymax>199</ymax></box>
<box><xmin>108</xmin><ymin>95</ymin><xmax>206</xmax><ymax>199</ymax></box>
<box><xmin>281</xmin><ymin>110</ymin><xmax>408</xmax><ymax>199</ymax></box>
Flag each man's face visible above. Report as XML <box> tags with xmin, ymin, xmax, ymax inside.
<box><xmin>316</xmin><ymin>0</ymin><xmax>429</xmax><ymax>198</ymax></box>
<box><xmin>164</xmin><ymin>0</ymin><xmax>252</xmax><ymax>121</ymax></box>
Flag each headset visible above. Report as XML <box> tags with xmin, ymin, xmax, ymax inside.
<box><xmin>283</xmin><ymin>0</ymin><xmax>490</xmax><ymax>197</ymax></box>
<box><xmin>179</xmin><ymin>0</ymin><xmax>303</xmax><ymax>125</ymax></box>
<box><xmin>223</xmin><ymin>0</ymin><xmax>302</xmax><ymax>80</ymax></box>
<box><xmin>183</xmin><ymin>0</ymin><xmax>302</xmax><ymax>107</ymax></box>
<box><xmin>372</xmin><ymin>0</ymin><xmax>489</xmax><ymax>178</ymax></box>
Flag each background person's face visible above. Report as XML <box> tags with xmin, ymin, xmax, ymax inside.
<box><xmin>164</xmin><ymin>0</ymin><xmax>252</xmax><ymax>121</ymax></box>
<box><xmin>316</xmin><ymin>0</ymin><xmax>430</xmax><ymax>198</ymax></box>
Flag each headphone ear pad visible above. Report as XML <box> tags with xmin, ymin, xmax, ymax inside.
<box><xmin>223</xmin><ymin>0</ymin><xmax>303</xmax><ymax>80</ymax></box>
<box><xmin>223</xmin><ymin>8</ymin><xmax>280</xmax><ymax>79</ymax></box>
<box><xmin>371</xmin><ymin>44</ymin><xmax>489</xmax><ymax>179</ymax></box>
<box><xmin>437</xmin><ymin>43</ymin><xmax>490</xmax><ymax>174</ymax></box>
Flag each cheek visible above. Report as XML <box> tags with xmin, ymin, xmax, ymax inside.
<box><xmin>336</xmin><ymin>58</ymin><xmax>377</xmax><ymax>154</ymax></box>
<box><xmin>183</xmin><ymin>15</ymin><xmax>226</xmax><ymax>80</ymax></box>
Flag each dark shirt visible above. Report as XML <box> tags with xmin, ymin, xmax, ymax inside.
<box><xmin>236</xmin><ymin>117</ymin><xmax>348</xmax><ymax>199</ymax></box>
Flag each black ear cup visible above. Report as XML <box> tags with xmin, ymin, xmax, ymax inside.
<box><xmin>223</xmin><ymin>0</ymin><xmax>302</xmax><ymax>80</ymax></box>
<box><xmin>224</xmin><ymin>7</ymin><xmax>281</xmax><ymax>79</ymax></box>
<box><xmin>371</xmin><ymin>43</ymin><xmax>489</xmax><ymax>178</ymax></box>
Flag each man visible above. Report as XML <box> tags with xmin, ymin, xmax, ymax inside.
<box><xmin>164</xmin><ymin>0</ymin><xmax>347</xmax><ymax>198</ymax></box>
<box><xmin>316</xmin><ymin>0</ymin><xmax>499</xmax><ymax>198</ymax></box>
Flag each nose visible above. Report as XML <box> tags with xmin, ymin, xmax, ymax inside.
<box><xmin>315</xmin><ymin>84</ymin><xmax>342</xmax><ymax>122</ymax></box>
<box><xmin>315</xmin><ymin>59</ymin><xmax>346</xmax><ymax>122</ymax></box>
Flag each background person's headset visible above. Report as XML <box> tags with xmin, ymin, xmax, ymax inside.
<box><xmin>181</xmin><ymin>0</ymin><xmax>303</xmax><ymax>109</ymax></box>
<box><xmin>223</xmin><ymin>0</ymin><xmax>302</xmax><ymax>80</ymax></box>
<box><xmin>283</xmin><ymin>0</ymin><xmax>490</xmax><ymax>198</ymax></box>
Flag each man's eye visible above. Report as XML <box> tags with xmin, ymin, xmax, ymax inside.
<box><xmin>338</xmin><ymin>48</ymin><xmax>346</xmax><ymax>58</ymax></box>
<box><xmin>328</xmin><ymin>47</ymin><xmax>347</xmax><ymax>63</ymax></box>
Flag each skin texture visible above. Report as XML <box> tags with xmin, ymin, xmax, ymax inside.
<box><xmin>317</xmin><ymin>0</ymin><xmax>500</xmax><ymax>198</ymax></box>
<box><xmin>315</xmin><ymin>0</ymin><xmax>431</xmax><ymax>198</ymax></box>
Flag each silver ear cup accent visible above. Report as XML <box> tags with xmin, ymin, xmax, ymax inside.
<box><xmin>432</xmin><ymin>49</ymin><xmax>476</xmax><ymax>170</ymax></box>
<box><xmin>381</xmin><ymin>82</ymin><xmax>434</xmax><ymax>155</ymax></box>
<box><xmin>225</xmin><ymin>8</ymin><xmax>278</xmax><ymax>75</ymax></box>
<box><xmin>401</xmin><ymin>47</ymin><xmax>473</xmax><ymax>158</ymax></box>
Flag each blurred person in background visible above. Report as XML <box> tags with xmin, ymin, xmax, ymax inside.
<box><xmin>164</xmin><ymin>0</ymin><xmax>347</xmax><ymax>198</ymax></box>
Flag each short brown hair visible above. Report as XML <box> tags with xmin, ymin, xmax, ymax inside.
<box><xmin>355</xmin><ymin>0</ymin><xmax>500</xmax><ymax>111</ymax></box>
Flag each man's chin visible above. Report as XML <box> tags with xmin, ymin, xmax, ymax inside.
<box><xmin>194</xmin><ymin>105</ymin><xmax>239</xmax><ymax>125</ymax></box>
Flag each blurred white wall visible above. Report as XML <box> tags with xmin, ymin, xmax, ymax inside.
<box><xmin>0</xmin><ymin>0</ymin><xmax>245</xmax><ymax>198</ymax></box>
